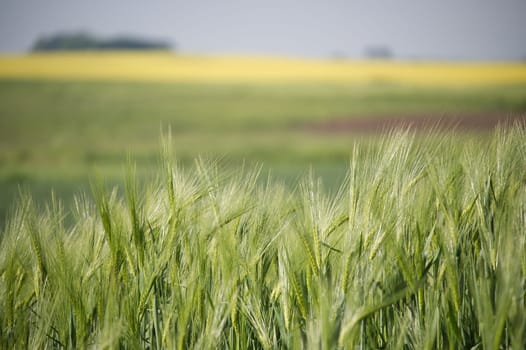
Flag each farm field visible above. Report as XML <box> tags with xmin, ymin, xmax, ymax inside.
<box><xmin>1</xmin><ymin>53</ymin><xmax>526</xmax><ymax>223</ymax></box>
<box><xmin>1</xmin><ymin>127</ymin><xmax>526</xmax><ymax>348</ymax></box>
<box><xmin>1</xmin><ymin>77</ymin><xmax>525</xmax><ymax>221</ymax></box>
<box><xmin>2</xmin><ymin>52</ymin><xmax>526</xmax><ymax>85</ymax></box>
<box><xmin>1</xmin><ymin>53</ymin><xmax>526</xmax><ymax>347</ymax></box>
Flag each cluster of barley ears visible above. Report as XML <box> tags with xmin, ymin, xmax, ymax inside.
<box><xmin>1</xmin><ymin>126</ymin><xmax>525</xmax><ymax>349</ymax></box>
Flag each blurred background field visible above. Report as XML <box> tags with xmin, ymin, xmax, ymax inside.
<box><xmin>1</xmin><ymin>53</ymin><xmax>526</xmax><ymax>223</ymax></box>
<box><xmin>1</xmin><ymin>0</ymin><xmax>526</xmax><ymax>225</ymax></box>
<box><xmin>2</xmin><ymin>52</ymin><xmax>526</xmax><ymax>85</ymax></box>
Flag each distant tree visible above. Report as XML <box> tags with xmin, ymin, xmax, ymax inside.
<box><xmin>32</xmin><ymin>32</ymin><xmax>172</xmax><ymax>52</ymax></box>
<box><xmin>364</xmin><ymin>46</ymin><xmax>393</xmax><ymax>59</ymax></box>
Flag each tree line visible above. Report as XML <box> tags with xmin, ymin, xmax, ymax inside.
<box><xmin>32</xmin><ymin>32</ymin><xmax>172</xmax><ymax>51</ymax></box>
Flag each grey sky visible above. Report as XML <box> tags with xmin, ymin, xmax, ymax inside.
<box><xmin>1</xmin><ymin>0</ymin><xmax>525</xmax><ymax>60</ymax></box>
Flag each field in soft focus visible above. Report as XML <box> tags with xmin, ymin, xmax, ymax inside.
<box><xmin>1</xmin><ymin>52</ymin><xmax>526</xmax><ymax>224</ymax></box>
<box><xmin>1</xmin><ymin>52</ymin><xmax>526</xmax><ymax>85</ymax></box>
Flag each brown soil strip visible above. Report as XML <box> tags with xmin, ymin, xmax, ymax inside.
<box><xmin>305</xmin><ymin>113</ymin><xmax>526</xmax><ymax>134</ymax></box>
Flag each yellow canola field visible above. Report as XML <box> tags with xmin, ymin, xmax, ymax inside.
<box><xmin>1</xmin><ymin>52</ymin><xmax>526</xmax><ymax>86</ymax></box>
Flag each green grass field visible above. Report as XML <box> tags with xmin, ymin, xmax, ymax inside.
<box><xmin>2</xmin><ymin>78</ymin><xmax>526</xmax><ymax>222</ymax></box>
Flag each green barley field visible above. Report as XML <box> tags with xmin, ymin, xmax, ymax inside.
<box><xmin>1</xmin><ymin>127</ymin><xmax>526</xmax><ymax>348</ymax></box>
<box><xmin>2</xmin><ymin>54</ymin><xmax>526</xmax><ymax>348</ymax></box>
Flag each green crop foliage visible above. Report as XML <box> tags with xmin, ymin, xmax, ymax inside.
<box><xmin>1</xmin><ymin>126</ymin><xmax>525</xmax><ymax>349</ymax></box>
<box><xmin>2</xmin><ymin>79</ymin><xmax>526</xmax><ymax>222</ymax></box>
